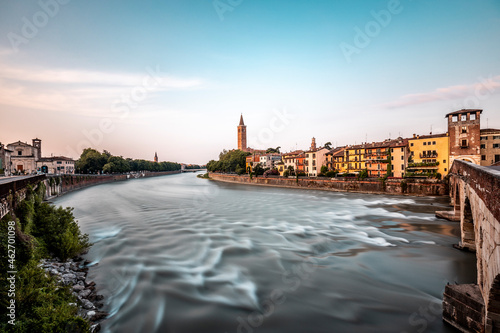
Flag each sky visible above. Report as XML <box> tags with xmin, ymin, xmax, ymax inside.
<box><xmin>0</xmin><ymin>0</ymin><xmax>499</xmax><ymax>164</ymax></box>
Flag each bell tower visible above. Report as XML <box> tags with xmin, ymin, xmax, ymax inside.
<box><xmin>32</xmin><ymin>138</ymin><xmax>41</xmax><ymax>160</ymax></box>
<box><xmin>237</xmin><ymin>114</ymin><xmax>247</xmax><ymax>151</ymax></box>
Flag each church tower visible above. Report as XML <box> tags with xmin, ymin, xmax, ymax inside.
<box><xmin>237</xmin><ymin>114</ymin><xmax>247</xmax><ymax>151</ymax></box>
<box><xmin>154</xmin><ymin>152</ymin><xmax>158</xmax><ymax>163</ymax></box>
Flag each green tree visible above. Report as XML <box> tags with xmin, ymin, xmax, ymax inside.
<box><xmin>324</xmin><ymin>142</ymin><xmax>332</xmax><ymax>150</ymax></box>
<box><xmin>76</xmin><ymin>148</ymin><xmax>107</xmax><ymax>174</ymax></box>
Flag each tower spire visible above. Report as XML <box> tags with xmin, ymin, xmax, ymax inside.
<box><xmin>237</xmin><ymin>114</ymin><xmax>247</xmax><ymax>151</ymax></box>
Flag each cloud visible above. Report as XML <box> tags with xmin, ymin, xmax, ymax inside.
<box><xmin>380</xmin><ymin>75</ymin><xmax>500</xmax><ymax>109</ymax></box>
<box><xmin>0</xmin><ymin>59</ymin><xmax>204</xmax><ymax>117</ymax></box>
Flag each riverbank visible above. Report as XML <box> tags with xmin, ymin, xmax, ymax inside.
<box><xmin>208</xmin><ymin>173</ymin><xmax>447</xmax><ymax>196</ymax></box>
<box><xmin>44</xmin><ymin>170</ymin><xmax>181</xmax><ymax>199</ymax></box>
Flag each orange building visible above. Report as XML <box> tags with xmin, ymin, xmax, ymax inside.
<box><xmin>365</xmin><ymin>141</ymin><xmax>391</xmax><ymax>178</ymax></box>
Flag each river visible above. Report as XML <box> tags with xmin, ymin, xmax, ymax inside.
<box><xmin>53</xmin><ymin>172</ymin><xmax>476</xmax><ymax>333</ymax></box>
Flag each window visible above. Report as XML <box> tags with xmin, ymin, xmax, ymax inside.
<box><xmin>428</xmin><ymin>142</ymin><xmax>431</xmax><ymax>145</ymax></box>
<box><xmin>481</xmin><ymin>136</ymin><xmax>487</xmax><ymax>140</ymax></box>
<box><xmin>423</xmin><ymin>142</ymin><xmax>427</xmax><ymax>146</ymax></box>
<box><xmin>444</xmin><ymin>168</ymin><xmax>447</xmax><ymax>172</ymax></box>
<box><xmin>481</xmin><ymin>144</ymin><xmax>486</xmax><ymax>149</ymax></box>
<box><xmin>461</xmin><ymin>114</ymin><xmax>467</xmax><ymax>121</ymax></box>
<box><xmin>494</xmin><ymin>136</ymin><xmax>500</xmax><ymax>140</ymax></box>
<box><xmin>481</xmin><ymin>155</ymin><xmax>486</xmax><ymax>160</ymax></box>
<box><xmin>410</xmin><ymin>143</ymin><xmax>414</xmax><ymax>147</ymax></box>
<box><xmin>391</xmin><ymin>156</ymin><xmax>394</xmax><ymax>160</ymax></box>
<box><xmin>461</xmin><ymin>126</ymin><xmax>467</xmax><ymax>134</ymax></box>
<box><xmin>461</xmin><ymin>139</ymin><xmax>468</xmax><ymax>147</ymax></box>
<box><xmin>57</xmin><ymin>161</ymin><xmax>62</xmax><ymax>164</ymax></box>
<box><xmin>494</xmin><ymin>144</ymin><xmax>500</xmax><ymax>149</ymax></box>
<box><xmin>401</xmin><ymin>148</ymin><xmax>403</xmax><ymax>152</ymax></box>
<box><xmin>391</xmin><ymin>148</ymin><xmax>394</xmax><ymax>153</ymax></box>
<box><xmin>432</xmin><ymin>141</ymin><xmax>436</xmax><ymax>145</ymax></box>
<box><xmin>470</xmin><ymin>114</ymin><xmax>476</xmax><ymax>120</ymax></box>
<box><xmin>401</xmin><ymin>156</ymin><xmax>404</xmax><ymax>160</ymax></box>
<box><xmin>443</xmin><ymin>160</ymin><xmax>446</xmax><ymax>164</ymax></box>
<box><xmin>496</xmin><ymin>155</ymin><xmax>500</xmax><ymax>163</ymax></box>
<box><xmin>401</xmin><ymin>164</ymin><xmax>404</xmax><ymax>170</ymax></box>
<box><xmin>17</xmin><ymin>151</ymin><xmax>22</xmax><ymax>155</ymax></box>
<box><xmin>452</xmin><ymin>115</ymin><xmax>458</xmax><ymax>122</ymax></box>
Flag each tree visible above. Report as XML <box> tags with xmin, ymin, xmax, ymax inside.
<box><xmin>266</xmin><ymin>146</ymin><xmax>281</xmax><ymax>154</ymax></box>
<box><xmin>324</xmin><ymin>142</ymin><xmax>332</xmax><ymax>150</ymax></box>
<box><xmin>320</xmin><ymin>165</ymin><xmax>328</xmax><ymax>175</ymax></box>
<box><xmin>76</xmin><ymin>148</ymin><xmax>107</xmax><ymax>174</ymax></box>
<box><xmin>253</xmin><ymin>164</ymin><xmax>265</xmax><ymax>176</ymax></box>
<box><xmin>207</xmin><ymin>149</ymin><xmax>251</xmax><ymax>173</ymax></box>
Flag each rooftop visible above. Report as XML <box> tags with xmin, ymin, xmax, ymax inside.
<box><xmin>445</xmin><ymin>109</ymin><xmax>482</xmax><ymax>117</ymax></box>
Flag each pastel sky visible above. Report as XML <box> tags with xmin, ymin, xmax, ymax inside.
<box><xmin>1</xmin><ymin>0</ymin><xmax>499</xmax><ymax>164</ymax></box>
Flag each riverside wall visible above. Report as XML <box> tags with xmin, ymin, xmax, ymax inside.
<box><xmin>45</xmin><ymin>170</ymin><xmax>181</xmax><ymax>198</ymax></box>
<box><xmin>208</xmin><ymin>173</ymin><xmax>447</xmax><ymax>196</ymax></box>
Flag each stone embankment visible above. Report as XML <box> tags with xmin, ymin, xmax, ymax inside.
<box><xmin>39</xmin><ymin>258</ymin><xmax>107</xmax><ymax>332</ymax></box>
<box><xmin>45</xmin><ymin>170</ymin><xmax>181</xmax><ymax>198</ymax></box>
<box><xmin>209</xmin><ymin>173</ymin><xmax>447</xmax><ymax>196</ymax></box>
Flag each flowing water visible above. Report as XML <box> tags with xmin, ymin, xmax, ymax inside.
<box><xmin>53</xmin><ymin>173</ymin><xmax>476</xmax><ymax>333</ymax></box>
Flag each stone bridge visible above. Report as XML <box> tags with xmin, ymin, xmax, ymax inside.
<box><xmin>441</xmin><ymin>160</ymin><xmax>500</xmax><ymax>332</ymax></box>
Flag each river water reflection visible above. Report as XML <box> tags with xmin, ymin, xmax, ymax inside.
<box><xmin>53</xmin><ymin>173</ymin><xmax>476</xmax><ymax>333</ymax></box>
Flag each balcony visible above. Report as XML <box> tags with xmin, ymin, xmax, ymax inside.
<box><xmin>420</xmin><ymin>153</ymin><xmax>438</xmax><ymax>158</ymax></box>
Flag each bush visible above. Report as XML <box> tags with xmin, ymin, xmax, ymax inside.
<box><xmin>325</xmin><ymin>170</ymin><xmax>337</xmax><ymax>178</ymax></box>
<box><xmin>32</xmin><ymin>204</ymin><xmax>91</xmax><ymax>261</ymax></box>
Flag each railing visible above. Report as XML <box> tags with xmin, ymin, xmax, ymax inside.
<box><xmin>420</xmin><ymin>153</ymin><xmax>438</xmax><ymax>158</ymax></box>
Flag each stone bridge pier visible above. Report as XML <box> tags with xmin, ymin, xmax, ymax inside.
<box><xmin>441</xmin><ymin>160</ymin><xmax>500</xmax><ymax>332</ymax></box>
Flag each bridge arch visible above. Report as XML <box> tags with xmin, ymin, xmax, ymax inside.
<box><xmin>442</xmin><ymin>160</ymin><xmax>500</xmax><ymax>332</ymax></box>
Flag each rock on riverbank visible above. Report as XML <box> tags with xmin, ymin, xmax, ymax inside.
<box><xmin>39</xmin><ymin>258</ymin><xmax>108</xmax><ymax>332</ymax></box>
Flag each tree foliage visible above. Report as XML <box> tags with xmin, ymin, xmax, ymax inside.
<box><xmin>206</xmin><ymin>150</ymin><xmax>251</xmax><ymax>173</ymax></box>
<box><xmin>76</xmin><ymin>148</ymin><xmax>181</xmax><ymax>174</ymax></box>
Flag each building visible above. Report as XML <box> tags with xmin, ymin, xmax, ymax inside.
<box><xmin>446</xmin><ymin>109</ymin><xmax>482</xmax><ymax>165</ymax></box>
<box><xmin>259</xmin><ymin>154</ymin><xmax>282</xmax><ymax>169</ymax></box>
<box><xmin>345</xmin><ymin>144</ymin><xmax>367</xmax><ymax>174</ymax></box>
<box><xmin>154</xmin><ymin>152</ymin><xmax>158</xmax><ymax>163</ymax></box>
<box><xmin>480</xmin><ymin>129</ymin><xmax>500</xmax><ymax>166</ymax></box>
<box><xmin>0</xmin><ymin>143</ymin><xmax>13</xmax><ymax>176</ymax></box>
<box><xmin>365</xmin><ymin>141</ymin><xmax>391</xmax><ymax>178</ymax></box>
<box><xmin>36</xmin><ymin>156</ymin><xmax>75</xmax><ymax>174</ymax></box>
<box><xmin>282</xmin><ymin>151</ymin><xmax>303</xmax><ymax>175</ymax></box>
<box><xmin>304</xmin><ymin>138</ymin><xmax>329</xmax><ymax>176</ymax></box>
<box><xmin>407</xmin><ymin>133</ymin><xmax>450</xmax><ymax>178</ymax></box>
<box><xmin>389</xmin><ymin>138</ymin><xmax>409</xmax><ymax>178</ymax></box>
<box><xmin>275</xmin><ymin>161</ymin><xmax>286</xmax><ymax>176</ymax></box>
<box><xmin>326</xmin><ymin>147</ymin><xmax>346</xmax><ymax>173</ymax></box>
<box><xmin>237</xmin><ymin>114</ymin><xmax>247</xmax><ymax>151</ymax></box>
<box><xmin>296</xmin><ymin>153</ymin><xmax>306</xmax><ymax>174</ymax></box>
<box><xmin>245</xmin><ymin>153</ymin><xmax>261</xmax><ymax>173</ymax></box>
<box><xmin>7</xmin><ymin>138</ymin><xmax>42</xmax><ymax>174</ymax></box>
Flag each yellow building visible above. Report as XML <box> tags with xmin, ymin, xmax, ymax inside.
<box><xmin>389</xmin><ymin>139</ymin><xmax>409</xmax><ymax>178</ymax></box>
<box><xmin>345</xmin><ymin>144</ymin><xmax>366</xmax><ymax>174</ymax></box>
<box><xmin>407</xmin><ymin>133</ymin><xmax>450</xmax><ymax>178</ymax></box>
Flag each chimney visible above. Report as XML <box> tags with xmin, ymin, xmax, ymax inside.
<box><xmin>413</xmin><ymin>134</ymin><xmax>416</xmax><ymax>138</ymax></box>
